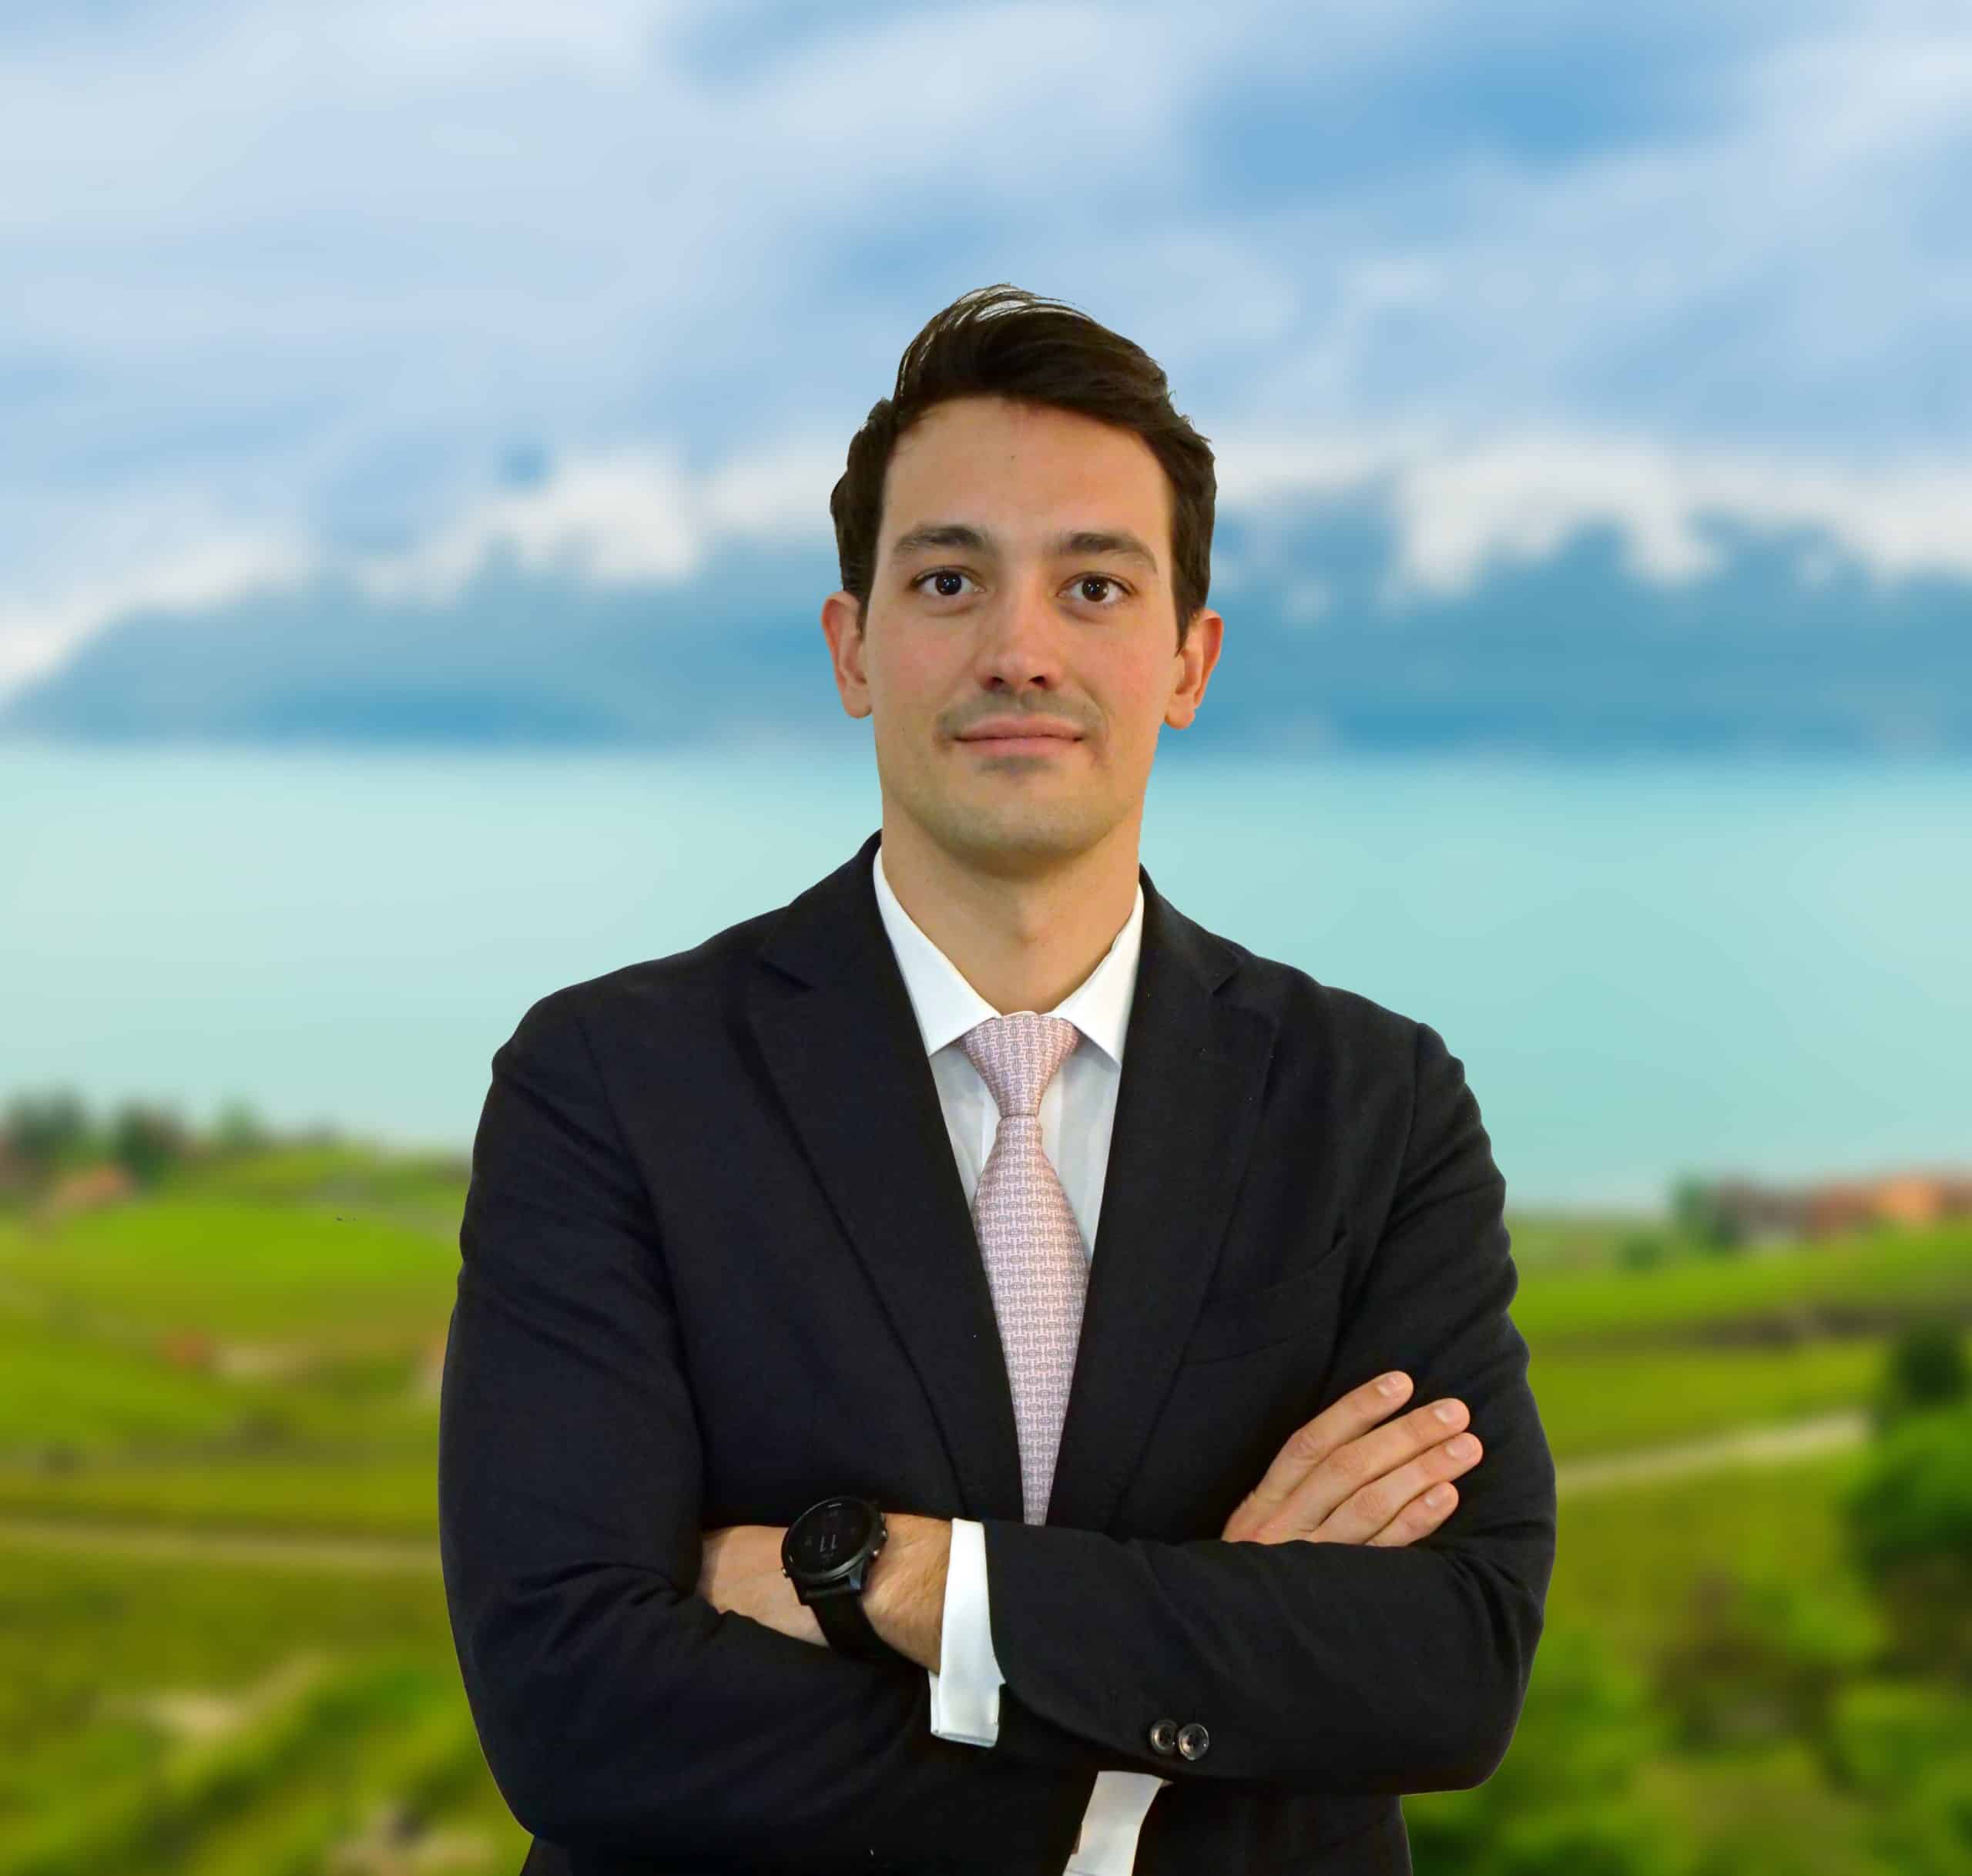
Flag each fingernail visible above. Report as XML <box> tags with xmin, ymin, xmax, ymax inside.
<box><xmin>1426</xmin><ymin>1485</ymin><xmax>1450</xmax><ymax>1508</ymax></box>
<box><xmin>1378</xmin><ymin>1373</ymin><xmax>1407</xmax><ymax>1397</ymax></box>
<box><xmin>1435</xmin><ymin>1402</ymin><xmax>1461</xmax><ymax>1423</ymax></box>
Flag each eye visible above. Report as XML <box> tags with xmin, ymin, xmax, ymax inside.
<box><xmin>911</xmin><ymin>568</ymin><xmax>977</xmax><ymax>600</ymax></box>
<box><xmin>908</xmin><ymin>569</ymin><xmax>1131</xmax><ymax>605</ymax></box>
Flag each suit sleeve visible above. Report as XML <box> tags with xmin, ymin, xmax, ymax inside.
<box><xmin>975</xmin><ymin>1019</ymin><xmax>1557</xmax><ymax>1797</ymax></box>
<box><xmin>932</xmin><ymin>1521</ymin><xmax>1173</xmax><ymax>1876</ymax></box>
<box><xmin>437</xmin><ymin>990</ymin><xmax>1092</xmax><ymax>1870</ymax></box>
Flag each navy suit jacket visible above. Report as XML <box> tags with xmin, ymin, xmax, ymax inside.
<box><xmin>437</xmin><ymin>827</ymin><xmax>1557</xmax><ymax>1875</ymax></box>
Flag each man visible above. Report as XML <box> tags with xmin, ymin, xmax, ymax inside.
<box><xmin>438</xmin><ymin>283</ymin><xmax>1556</xmax><ymax>1876</ymax></box>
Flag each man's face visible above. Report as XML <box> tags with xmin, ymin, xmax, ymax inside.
<box><xmin>820</xmin><ymin>394</ymin><xmax>1222</xmax><ymax>879</ymax></box>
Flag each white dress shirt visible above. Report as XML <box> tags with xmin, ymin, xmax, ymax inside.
<box><xmin>870</xmin><ymin>840</ymin><xmax>1172</xmax><ymax>1876</ymax></box>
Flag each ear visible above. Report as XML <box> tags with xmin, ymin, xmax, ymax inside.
<box><xmin>820</xmin><ymin>590</ymin><xmax>873</xmax><ymax>721</ymax></box>
<box><xmin>1165</xmin><ymin>607</ymin><xmax>1224</xmax><ymax>728</ymax></box>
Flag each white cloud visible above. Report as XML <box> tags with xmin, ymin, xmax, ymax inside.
<box><xmin>3</xmin><ymin>0</ymin><xmax>1970</xmax><ymax>703</ymax></box>
<box><xmin>8</xmin><ymin>413</ymin><xmax>1972</xmax><ymax>710</ymax></box>
<box><xmin>354</xmin><ymin>448</ymin><xmax>703</xmax><ymax>600</ymax></box>
<box><xmin>1388</xmin><ymin>432</ymin><xmax>1736</xmax><ymax>593</ymax></box>
<box><xmin>0</xmin><ymin>532</ymin><xmax>320</xmax><ymax>696</ymax></box>
<box><xmin>350</xmin><ymin>428</ymin><xmax>852</xmax><ymax>603</ymax></box>
<box><xmin>1222</xmin><ymin>421</ymin><xmax>1972</xmax><ymax>596</ymax></box>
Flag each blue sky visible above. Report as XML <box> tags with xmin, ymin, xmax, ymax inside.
<box><xmin>2</xmin><ymin>0</ymin><xmax>1969</xmax><ymax>713</ymax></box>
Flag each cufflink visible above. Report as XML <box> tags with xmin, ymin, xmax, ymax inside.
<box><xmin>1177</xmin><ymin>1721</ymin><xmax>1210</xmax><ymax>1760</ymax></box>
<box><xmin>1147</xmin><ymin>1717</ymin><xmax>1179</xmax><ymax>1756</ymax></box>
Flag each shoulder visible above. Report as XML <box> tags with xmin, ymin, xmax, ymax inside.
<box><xmin>494</xmin><ymin>902</ymin><xmax>785</xmax><ymax>1064</ymax></box>
<box><xmin>1186</xmin><ymin>906</ymin><xmax>1484</xmax><ymax>1151</ymax></box>
<box><xmin>1202</xmin><ymin>918</ymin><xmax>1437</xmax><ymax>1082</ymax></box>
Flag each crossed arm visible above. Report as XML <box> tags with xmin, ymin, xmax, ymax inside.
<box><xmin>438</xmin><ymin>992</ymin><xmax>1557</xmax><ymax>1865</ymax></box>
<box><xmin>694</xmin><ymin>1341</ymin><xmax>1496</xmax><ymax>1675</ymax></box>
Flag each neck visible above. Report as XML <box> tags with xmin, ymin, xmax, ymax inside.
<box><xmin>878</xmin><ymin>813</ymin><xmax>1140</xmax><ymax>1016</ymax></box>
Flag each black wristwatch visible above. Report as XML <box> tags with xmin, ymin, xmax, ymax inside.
<box><xmin>781</xmin><ymin>1495</ymin><xmax>902</xmax><ymax>1663</ymax></box>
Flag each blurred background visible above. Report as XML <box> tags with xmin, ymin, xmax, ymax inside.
<box><xmin>2</xmin><ymin>3</ymin><xmax>1969</xmax><ymax>1872</ymax></box>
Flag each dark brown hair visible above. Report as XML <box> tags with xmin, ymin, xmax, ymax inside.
<box><xmin>830</xmin><ymin>284</ymin><xmax>1216</xmax><ymax>652</ymax></box>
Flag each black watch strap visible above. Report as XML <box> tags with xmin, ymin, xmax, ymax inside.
<box><xmin>783</xmin><ymin>1496</ymin><xmax>905</xmax><ymax>1665</ymax></box>
<box><xmin>807</xmin><ymin>1581</ymin><xmax>899</xmax><ymax>1662</ymax></box>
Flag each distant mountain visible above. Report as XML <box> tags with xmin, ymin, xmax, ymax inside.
<box><xmin>4</xmin><ymin>508</ymin><xmax>1967</xmax><ymax>755</ymax></box>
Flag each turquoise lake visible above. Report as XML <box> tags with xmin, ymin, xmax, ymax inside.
<box><xmin>4</xmin><ymin>740</ymin><xmax>1967</xmax><ymax>1212</ymax></box>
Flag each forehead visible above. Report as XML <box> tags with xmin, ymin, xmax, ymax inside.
<box><xmin>881</xmin><ymin>396</ymin><xmax>1168</xmax><ymax>548</ymax></box>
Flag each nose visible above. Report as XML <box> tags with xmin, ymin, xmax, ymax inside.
<box><xmin>970</xmin><ymin>573</ymin><xmax>1070</xmax><ymax>692</ymax></box>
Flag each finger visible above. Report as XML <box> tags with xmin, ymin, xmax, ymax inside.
<box><xmin>1254</xmin><ymin>1404</ymin><xmax>1474</xmax><ymax>1539</ymax></box>
<box><xmin>1245</xmin><ymin>1391</ymin><xmax>1471</xmax><ymax>1540</ymax></box>
<box><xmin>1315</xmin><ymin>1431</ymin><xmax>1482</xmax><ymax>1546</ymax></box>
<box><xmin>1239</xmin><ymin>1371</ymin><xmax>1415</xmax><ymax>1519</ymax></box>
<box><xmin>1363</xmin><ymin>1479</ymin><xmax>1459</xmax><ymax>1547</ymax></box>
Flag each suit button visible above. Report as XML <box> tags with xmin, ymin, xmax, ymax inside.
<box><xmin>1177</xmin><ymin>1723</ymin><xmax>1210</xmax><ymax>1760</ymax></box>
<box><xmin>1147</xmin><ymin>1717</ymin><xmax>1179</xmax><ymax>1756</ymax></box>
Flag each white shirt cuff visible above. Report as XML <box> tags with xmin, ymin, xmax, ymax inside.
<box><xmin>1066</xmin><ymin>1772</ymin><xmax>1173</xmax><ymax>1876</ymax></box>
<box><xmin>924</xmin><ymin>1516</ymin><xmax>1002</xmax><ymax>1747</ymax></box>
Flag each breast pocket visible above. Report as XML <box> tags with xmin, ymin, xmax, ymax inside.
<box><xmin>1182</xmin><ymin>1226</ymin><xmax>1352</xmax><ymax>1365</ymax></box>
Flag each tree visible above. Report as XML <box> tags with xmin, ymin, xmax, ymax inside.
<box><xmin>107</xmin><ymin>1100</ymin><xmax>192</xmax><ymax>1189</ymax></box>
<box><xmin>1404</xmin><ymin>1624</ymin><xmax>1685</xmax><ymax>1876</ymax></box>
<box><xmin>1871</xmin><ymin>1321</ymin><xmax>1970</xmax><ymax>1435</ymax></box>
<box><xmin>1838</xmin><ymin>1397</ymin><xmax>1972</xmax><ymax>1677</ymax></box>
<box><xmin>1669</xmin><ymin>1174</ymin><xmax>1746</xmax><ymax>1255</ymax></box>
<box><xmin>1649</xmin><ymin>1566</ymin><xmax>1880</xmax><ymax>1754</ymax></box>
<box><xmin>2</xmin><ymin>1088</ymin><xmax>92</xmax><ymax>1177</ymax></box>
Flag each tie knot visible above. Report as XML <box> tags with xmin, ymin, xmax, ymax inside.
<box><xmin>961</xmin><ymin>1012</ymin><xmax>1082</xmax><ymax>1118</ymax></box>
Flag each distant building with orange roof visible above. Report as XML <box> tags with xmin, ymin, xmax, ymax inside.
<box><xmin>1707</xmin><ymin>1168</ymin><xmax>1972</xmax><ymax>1242</ymax></box>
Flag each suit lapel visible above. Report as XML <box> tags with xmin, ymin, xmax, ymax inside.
<box><xmin>1048</xmin><ymin>889</ymin><xmax>1276</xmax><ymax>1534</ymax></box>
<box><xmin>748</xmin><ymin>829</ymin><xmax>1277</xmax><ymax>1532</ymax></box>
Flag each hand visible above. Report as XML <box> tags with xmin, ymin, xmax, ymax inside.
<box><xmin>1219</xmin><ymin>1372</ymin><xmax>1481</xmax><ymax>1545</ymax></box>
<box><xmin>696</xmin><ymin>1525</ymin><xmax>825</xmax><ymax>1646</ymax></box>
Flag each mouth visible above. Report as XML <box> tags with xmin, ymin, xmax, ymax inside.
<box><xmin>958</xmin><ymin>733</ymin><xmax>1082</xmax><ymax>755</ymax></box>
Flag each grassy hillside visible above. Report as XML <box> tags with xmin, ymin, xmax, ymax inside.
<box><xmin>0</xmin><ymin>1145</ymin><xmax>1965</xmax><ymax>1875</ymax></box>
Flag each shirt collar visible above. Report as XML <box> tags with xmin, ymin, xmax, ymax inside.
<box><xmin>872</xmin><ymin>837</ymin><xmax>1145</xmax><ymax>1069</ymax></box>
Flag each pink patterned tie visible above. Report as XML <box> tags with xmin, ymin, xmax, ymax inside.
<box><xmin>961</xmin><ymin>1012</ymin><xmax>1089</xmax><ymax>1527</ymax></box>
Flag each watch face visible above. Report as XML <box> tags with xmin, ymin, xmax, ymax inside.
<box><xmin>787</xmin><ymin>1497</ymin><xmax>875</xmax><ymax>1580</ymax></box>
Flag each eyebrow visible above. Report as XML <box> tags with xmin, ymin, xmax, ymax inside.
<box><xmin>887</xmin><ymin>521</ymin><xmax>1160</xmax><ymax>576</ymax></box>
